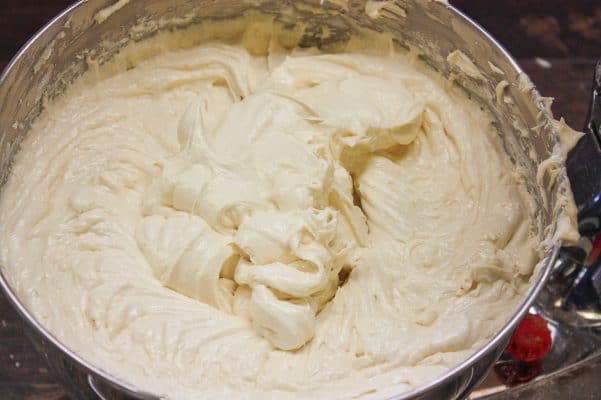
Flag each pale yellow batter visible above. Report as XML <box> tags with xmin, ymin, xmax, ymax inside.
<box><xmin>1</xmin><ymin>20</ymin><xmax>546</xmax><ymax>400</ymax></box>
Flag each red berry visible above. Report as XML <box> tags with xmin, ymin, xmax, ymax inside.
<box><xmin>506</xmin><ymin>313</ymin><xmax>552</xmax><ymax>362</ymax></box>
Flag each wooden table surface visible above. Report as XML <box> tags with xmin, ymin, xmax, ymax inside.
<box><xmin>0</xmin><ymin>1</ymin><xmax>599</xmax><ymax>399</ymax></box>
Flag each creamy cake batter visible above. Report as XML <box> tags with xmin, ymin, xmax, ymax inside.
<box><xmin>1</xmin><ymin>19</ymin><xmax>548</xmax><ymax>399</ymax></box>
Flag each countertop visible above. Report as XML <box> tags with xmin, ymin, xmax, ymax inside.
<box><xmin>0</xmin><ymin>1</ymin><xmax>599</xmax><ymax>399</ymax></box>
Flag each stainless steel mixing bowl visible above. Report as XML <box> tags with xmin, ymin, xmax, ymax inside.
<box><xmin>0</xmin><ymin>1</ymin><xmax>572</xmax><ymax>399</ymax></box>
